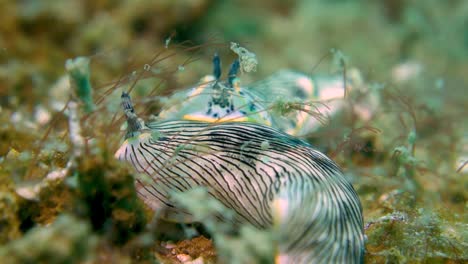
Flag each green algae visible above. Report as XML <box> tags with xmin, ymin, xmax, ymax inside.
<box><xmin>0</xmin><ymin>168</ymin><xmax>20</xmax><ymax>245</ymax></box>
<box><xmin>0</xmin><ymin>214</ymin><xmax>95</xmax><ymax>264</ymax></box>
<box><xmin>366</xmin><ymin>209</ymin><xmax>467</xmax><ymax>263</ymax></box>
<box><xmin>66</xmin><ymin>57</ymin><xmax>95</xmax><ymax>113</ymax></box>
<box><xmin>75</xmin><ymin>151</ymin><xmax>147</xmax><ymax>246</ymax></box>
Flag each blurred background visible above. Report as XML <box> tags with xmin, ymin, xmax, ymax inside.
<box><xmin>0</xmin><ymin>0</ymin><xmax>467</xmax><ymax>263</ymax></box>
<box><xmin>2</xmin><ymin>0</ymin><xmax>467</xmax><ymax>105</ymax></box>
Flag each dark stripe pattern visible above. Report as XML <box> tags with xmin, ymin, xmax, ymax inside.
<box><xmin>115</xmin><ymin>120</ymin><xmax>364</xmax><ymax>263</ymax></box>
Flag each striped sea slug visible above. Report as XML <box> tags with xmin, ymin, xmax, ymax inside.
<box><xmin>115</xmin><ymin>55</ymin><xmax>365</xmax><ymax>263</ymax></box>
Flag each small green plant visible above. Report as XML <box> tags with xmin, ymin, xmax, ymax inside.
<box><xmin>65</xmin><ymin>57</ymin><xmax>95</xmax><ymax>113</ymax></box>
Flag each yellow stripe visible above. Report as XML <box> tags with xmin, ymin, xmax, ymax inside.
<box><xmin>183</xmin><ymin>114</ymin><xmax>248</xmax><ymax>123</ymax></box>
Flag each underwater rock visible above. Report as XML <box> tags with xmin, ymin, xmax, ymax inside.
<box><xmin>0</xmin><ymin>190</ymin><xmax>20</xmax><ymax>244</ymax></box>
<box><xmin>0</xmin><ymin>214</ymin><xmax>96</xmax><ymax>263</ymax></box>
<box><xmin>75</xmin><ymin>153</ymin><xmax>147</xmax><ymax>245</ymax></box>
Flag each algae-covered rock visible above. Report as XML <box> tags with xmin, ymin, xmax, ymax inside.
<box><xmin>10</xmin><ymin>158</ymin><xmax>72</xmax><ymax>229</ymax></box>
<box><xmin>0</xmin><ymin>186</ymin><xmax>20</xmax><ymax>245</ymax></box>
<box><xmin>365</xmin><ymin>209</ymin><xmax>467</xmax><ymax>263</ymax></box>
<box><xmin>0</xmin><ymin>161</ymin><xmax>21</xmax><ymax>245</ymax></box>
<box><xmin>75</xmin><ymin>147</ymin><xmax>147</xmax><ymax>246</ymax></box>
<box><xmin>0</xmin><ymin>214</ymin><xmax>95</xmax><ymax>264</ymax></box>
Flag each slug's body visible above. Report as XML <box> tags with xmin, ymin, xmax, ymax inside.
<box><xmin>116</xmin><ymin>119</ymin><xmax>364</xmax><ymax>263</ymax></box>
<box><xmin>116</xmin><ymin>55</ymin><xmax>365</xmax><ymax>263</ymax></box>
